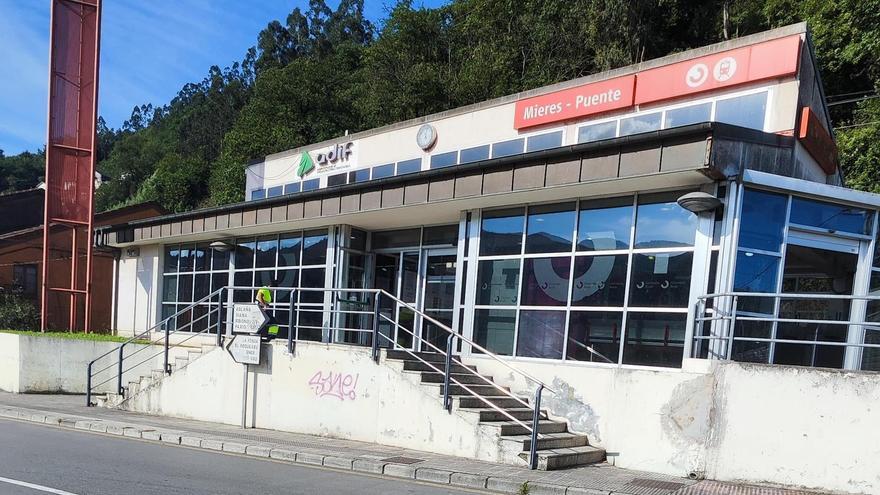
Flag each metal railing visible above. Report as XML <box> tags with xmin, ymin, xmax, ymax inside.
<box><xmin>693</xmin><ymin>292</ymin><xmax>880</xmax><ymax>367</ymax></box>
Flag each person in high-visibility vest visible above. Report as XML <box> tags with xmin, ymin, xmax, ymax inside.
<box><xmin>256</xmin><ymin>278</ymin><xmax>280</xmax><ymax>339</ymax></box>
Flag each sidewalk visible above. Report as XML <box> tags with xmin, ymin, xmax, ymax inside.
<box><xmin>0</xmin><ymin>393</ymin><xmax>822</xmax><ymax>495</ymax></box>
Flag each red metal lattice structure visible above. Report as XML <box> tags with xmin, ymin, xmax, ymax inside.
<box><xmin>41</xmin><ymin>0</ymin><xmax>102</xmax><ymax>332</ymax></box>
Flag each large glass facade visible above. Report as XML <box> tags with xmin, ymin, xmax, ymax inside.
<box><xmin>161</xmin><ymin>244</ymin><xmax>230</xmax><ymax>332</ymax></box>
<box><xmin>473</xmin><ymin>193</ymin><xmax>699</xmax><ymax>367</ymax></box>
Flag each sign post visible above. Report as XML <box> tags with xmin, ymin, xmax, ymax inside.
<box><xmin>227</xmin><ymin>308</ymin><xmax>264</xmax><ymax>429</ymax></box>
<box><xmin>232</xmin><ymin>304</ymin><xmax>269</xmax><ymax>335</ymax></box>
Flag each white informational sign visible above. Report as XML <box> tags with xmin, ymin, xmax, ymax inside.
<box><xmin>232</xmin><ymin>304</ymin><xmax>268</xmax><ymax>334</ymax></box>
<box><xmin>227</xmin><ymin>335</ymin><xmax>261</xmax><ymax>365</ymax></box>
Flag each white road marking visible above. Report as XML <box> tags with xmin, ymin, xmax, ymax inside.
<box><xmin>0</xmin><ymin>476</ymin><xmax>79</xmax><ymax>495</ymax></box>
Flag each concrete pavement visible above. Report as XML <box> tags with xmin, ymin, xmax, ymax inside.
<box><xmin>0</xmin><ymin>393</ymin><xmax>827</xmax><ymax>495</ymax></box>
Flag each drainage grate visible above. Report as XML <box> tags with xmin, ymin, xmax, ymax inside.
<box><xmin>380</xmin><ymin>456</ymin><xmax>426</xmax><ymax>465</ymax></box>
<box><xmin>624</xmin><ymin>478</ymin><xmax>687</xmax><ymax>494</ymax></box>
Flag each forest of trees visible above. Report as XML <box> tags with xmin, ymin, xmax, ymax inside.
<box><xmin>1</xmin><ymin>0</ymin><xmax>878</xmax><ymax>213</ymax></box>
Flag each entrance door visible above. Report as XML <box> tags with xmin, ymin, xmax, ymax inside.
<box><xmin>373</xmin><ymin>252</ymin><xmax>419</xmax><ymax>349</ymax></box>
<box><xmin>419</xmin><ymin>249</ymin><xmax>457</xmax><ymax>352</ymax></box>
<box><xmin>776</xmin><ymin>233</ymin><xmax>859</xmax><ymax>368</ymax></box>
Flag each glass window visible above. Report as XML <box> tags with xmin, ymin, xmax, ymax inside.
<box><xmin>266</xmin><ymin>185</ymin><xmax>283</xmax><ymax>197</ymax></box>
<box><xmin>302</xmin><ymin>231</ymin><xmax>328</xmax><ymax>265</ymax></box>
<box><xmin>372</xmin><ymin>163</ymin><xmax>394</xmax><ymax>179</ymax></box>
<box><xmin>477</xmin><ymin>259</ymin><xmax>520</xmax><ymax>305</ymax></box>
<box><xmin>480</xmin><ymin>208</ymin><xmax>525</xmax><ymax>256</ymax></box>
<box><xmin>516</xmin><ymin>310</ymin><xmax>565</xmax><ymax>359</ymax></box>
<box><xmin>460</xmin><ymin>145</ymin><xmax>490</xmax><ymax>163</ymax></box>
<box><xmin>634</xmin><ymin>195</ymin><xmax>697</xmax><ymax>249</ymax></box>
<box><xmin>430</xmin><ymin>151</ymin><xmax>457</xmax><ymax>169</ymax></box>
<box><xmin>567</xmin><ymin>311</ymin><xmax>622</xmax><ymax>362</ymax></box>
<box><xmin>234</xmin><ymin>239</ymin><xmax>255</xmax><ymax>269</ymax></box>
<box><xmin>526</xmin><ymin>131</ymin><xmax>563</xmax><ymax>152</ymax></box>
<box><xmin>164</xmin><ymin>246</ymin><xmax>180</xmax><ymax>272</ymax></box>
<box><xmin>525</xmin><ymin>203</ymin><xmax>576</xmax><ymax>254</ymax></box>
<box><xmin>300</xmin><ymin>268</ymin><xmax>326</xmax><ymax>304</ymax></box>
<box><xmin>301</xmin><ymin>179</ymin><xmax>319</xmax><ymax>191</ymax></box>
<box><xmin>734</xmin><ymin>252</ymin><xmax>779</xmax><ymax>293</ymax></box>
<box><xmin>278</xmin><ymin>234</ymin><xmax>301</xmax><ymax>266</ymax></box>
<box><xmin>577</xmin><ymin>198</ymin><xmax>633</xmax><ymax>251</ymax></box>
<box><xmin>622</xmin><ymin>312</ymin><xmax>686</xmax><ymax>367</ymax></box>
<box><xmin>284</xmin><ymin>182</ymin><xmax>300</xmax><ymax>195</ymax></box>
<box><xmin>422</xmin><ymin>225</ymin><xmax>458</xmax><ymax>245</ymax></box>
<box><xmin>255</xmin><ymin>236</ymin><xmax>278</xmax><ymax>268</ymax></box>
<box><xmin>349</xmin><ymin>228</ymin><xmax>368</xmax><ymax>251</ymax></box>
<box><xmin>327</xmin><ymin>173</ymin><xmax>347</xmax><ymax>187</ymax></box>
<box><xmin>474</xmin><ymin>309</ymin><xmax>516</xmax><ymax>356</ymax></box>
<box><xmin>177</xmin><ymin>274</ymin><xmax>193</xmax><ymax>302</ymax></box>
<box><xmin>349</xmin><ymin>168</ymin><xmax>370</xmax><ymax>183</ymax></box>
<box><xmin>211</xmin><ymin>272</ymin><xmax>228</xmax><ymax>293</ymax></box>
<box><xmin>739</xmin><ymin>189</ymin><xmax>787</xmax><ymax>252</ymax></box>
<box><xmin>232</xmin><ymin>271</ymin><xmax>253</xmax><ymax>303</ymax></box>
<box><xmin>251</xmin><ymin>189</ymin><xmax>265</xmax><ymax>200</ymax></box>
<box><xmin>619</xmin><ymin>113</ymin><xmax>661</xmax><ymax>136</ymax></box>
<box><xmin>194</xmin><ymin>273</ymin><xmax>210</xmax><ymax>300</ymax></box>
<box><xmin>571</xmin><ymin>255</ymin><xmax>627</xmax><ymax>306</ymax></box>
<box><xmin>664</xmin><ymin>102</ymin><xmax>711</xmax><ymax>128</ymax></box>
<box><xmin>789</xmin><ymin>198</ymin><xmax>871</xmax><ymax>235</ymax></box>
<box><xmin>179</xmin><ymin>246</ymin><xmax>194</xmax><ymax>271</ymax></box>
<box><xmin>396</xmin><ymin>159</ymin><xmax>421</xmax><ymax>175</ymax></box>
<box><xmin>254</xmin><ymin>269</ymin><xmax>275</xmax><ymax>288</ymax></box>
<box><xmin>715</xmin><ymin>92</ymin><xmax>767</xmax><ymax>130</ymax></box>
<box><xmin>521</xmin><ymin>257</ymin><xmax>571</xmax><ymax>307</ymax></box>
<box><xmin>491</xmin><ymin>138</ymin><xmax>524</xmax><ymax>158</ymax></box>
<box><xmin>628</xmin><ymin>252</ymin><xmax>694</xmax><ymax>308</ymax></box>
<box><xmin>372</xmin><ymin>228</ymin><xmax>421</xmax><ymax>249</ymax></box>
<box><xmin>212</xmin><ymin>248</ymin><xmax>229</xmax><ymax>271</ymax></box>
<box><xmin>162</xmin><ymin>276</ymin><xmax>177</xmax><ymax>302</ymax></box>
<box><xmin>577</xmin><ymin>121</ymin><xmax>617</xmax><ymax>143</ymax></box>
<box><xmin>193</xmin><ymin>245</ymin><xmax>209</xmax><ymax>271</ymax></box>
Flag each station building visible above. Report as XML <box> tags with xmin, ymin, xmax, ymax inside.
<box><xmin>95</xmin><ymin>24</ymin><xmax>880</xmax><ymax>492</ymax></box>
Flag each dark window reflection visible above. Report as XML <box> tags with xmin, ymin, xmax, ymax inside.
<box><xmin>571</xmin><ymin>255</ymin><xmax>627</xmax><ymax>306</ymax></box>
<box><xmin>372</xmin><ymin>228</ymin><xmax>420</xmax><ymax>249</ymax></box>
<box><xmin>423</xmin><ymin>225</ymin><xmax>458</xmax><ymax>246</ymax></box>
<box><xmin>279</xmin><ymin>234</ymin><xmax>302</xmax><ymax>266</ymax></box>
<box><xmin>665</xmin><ymin>103</ymin><xmax>711</xmax><ymax>128</ymax></box>
<box><xmin>789</xmin><ymin>198</ymin><xmax>871</xmax><ymax>235</ymax></box>
<box><xmin>628</xmin><ymin>252</ymin><xmax>693</xmax><ymax>307</ymax></box>
<box><xmin>179</xmin><ymin>246</ymin><xmax>194</xmax><ymax>271</ymax></box>
<box><xmin>526</xmin><ymin>202</ymin><xmax>576</xmax><ymax>253</ymax></box>
<box><xmin>730</xmin><ymin>320</ymin><xmax>771</xmax><ymax>363</ymax></box>
<box><xmin>256</xmin><ymin>236</ymin><xmax>278</xmax><ymax>268</ymax></box>
<box><xmin>302</xmin><ymin>231</ymin><xmax>328</xmax><ymax>265</ymax></box>
<box><xmin>516</xmin><ymin>310</ymin><xmax>565</xmax><ymax>359</ymax></box>
<box><xmin>619</xmin><ymin>113</ymin><xmax>661</xmax><ymax>136</ymax></box>
<box><xmin>577</xmin><ymin>121</ymin><xmax>617</xmax><ymax>143</ymax></box>
<box><xmin>715</xmin><ymin>92</ymin><xmax>767</xmax><ymax>130</ymax></box>
<box><xmin>299</xmin><ymin>268</ymin><xmax>326</xmax><ymax>304</ymax></box>
<box><xmin>193</xmin><ymin>245</ymin><xmax>209</xmax><ymax>271</ymax></box>
<box><xmin>480</xmin><ymin>208</ymin><xmax>524</xmax><ymax>256</ymax></box>
<box><xmin>521</xmin><ymin>257</ymin><xmax>571</xmax><ymax>306</ymax></box>
<box><xmin>634</xmin><ymin>196</ymin><xmax>697</xmax><ymax>249</ymax></box>
<box><xmin>235</xmin><ymin>239</ymin><xmax>255</xmax><ymax>269</ymax></box>
<box><xmin>474</xmin><ymin>309</ymin><xmax>516</xmax><ymax>356</ymax></box>
<box><xmin>233</xmin><ymin>271</ymin><xmax>253</xmax><ymax>302</ymax></box>
<box><xmin>577</xmin><ymin>198</ymin><xmax>633</xmax><ymax>251</ymax></box>
<box><xmin>526</xmin><ymin>131</ymin><xmax>563</xmax><ymax>152</ymax></box>
<box><xmin>212</xmin><ymin>248</ymin><xmax>229</xmax><ymax>270</ymax></box>
<box><xmin>162</xmin><ymin>276</ymin><xmax>177</xmax><ymax>302</ymax></box>
<box><xmin>567</xmin><ymin>311</ymin><xmax>622</xmax><ymax>362</ymax></box>
<box><xmin>460</xmin><ymin>145</ymin><xmax>490</xmax><ymax>163</ymax></box>
<box><xmin>739</xmin><ymin>189</ymin><xmax>787</xmax><ymax>252</ymax></box>
<box><xmin>477</xmin><ymin>259</ymin><xmax>520</xmax><ymax>305</ymax></box>
<box><xmin>177</xmin><ymin>274</ymin><xmax>193</xmax><ymax>303</ymax></box>
<box><xmin>491</xmin><ymin>138</ymin><xmax>524</xmax><ymax>158</ymax></box>
<box><xmin>622</xmin><ymin>312</ymin><xmax>686</xmax><ymax>367</ymax></box>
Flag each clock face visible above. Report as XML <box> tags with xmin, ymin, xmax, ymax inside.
<box><xmin>417</xmin><ymin>124</ymin><xmax>437</xmax><ymax>150</ymax></box>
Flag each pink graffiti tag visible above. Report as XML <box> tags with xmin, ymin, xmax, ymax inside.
<box><xmin>308</xmin><ymin>371</ymin><xmax>359</xmax><ymax>401</ymax></box>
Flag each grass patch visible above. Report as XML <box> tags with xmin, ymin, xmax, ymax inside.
<box><xmin>0</xmin><ymin>329</ymin><xmax>151</xmax><ymax>345</ymax></box>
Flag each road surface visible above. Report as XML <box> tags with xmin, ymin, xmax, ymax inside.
<box><xmin>0</xmin><ymin>418</ymin><xmax>485</xmax><ymax>495</ymax></box>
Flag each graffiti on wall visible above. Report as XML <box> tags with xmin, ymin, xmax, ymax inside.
<box><xmin>308</xmin><ymin>371</ymin><xmax>360</xmax><ymax>401</ymax></box>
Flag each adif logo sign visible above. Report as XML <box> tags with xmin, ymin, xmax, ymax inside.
<box><xmin>296</xmin><ymin>142</ymin><xmax>355</xmax><ymax>178</ymax></box>
<box><xmin>685</xmin><ymin>56</ymin><xmax>738</xmax><ymax>88</ymax></box>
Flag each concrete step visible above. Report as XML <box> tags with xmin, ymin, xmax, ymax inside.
<box><xmin>518</xmin><ymin>445</ymin><xmax>606</xmax><ymax>470</ymax></box>
<box><xmin>484</xmin><ymin>420</ymin><xmax>568</xmax><ymax>436</ymax></box>
<box><xmin>201</xmin><ymin>344</ymin><xmax>218</xmax><ymax>354</ymax></box>
<box><xmin>470</xmin><ymin>407</ymin><xmax>542</xmax><ymax>422</ymax></box>
<box><xmin>127</xmin><ymin>381</ymin><xmax>139</xmax><ymax>396</ymax></box>
<box><xmin>505</xmin><ymin>432</ymin><xmax>590</xmax><ymax>451</ymax></box>
<box><xmin>187</xmin><ymin>350</ymin><xmax>203</xmax><ymax>361</ymax></box>
<box><xmin>403</xmin><ymin>360</ymin><xmax>475</xmax><ymax>374</ymax></box>
<box><xmin>150</xmin><ymin>368</ymin><xmax>167</xmax><ymax>380</ymax></box>
<box><xmin>420</xmin><ymin>372</ymin><xmax>494</xmax><ymax>385</ymax></box>
<box><xmin>386</xmin><ymin>350</ymin><xmax>448</xmax><ymax>362</ymax></box>
<box><xmin>174</xmin><ymin>356</ymin><xmax>189</xmax><ymax>370</ymax></box>
<box><xmin>429</xmin><ymin>383</ymin><xmax>508</xmax><ymax>397</ymax></box>
<box><xmin>457</xmin><ymin>396</ymin><xmax>531</xmax><ymax>409</ymax></box>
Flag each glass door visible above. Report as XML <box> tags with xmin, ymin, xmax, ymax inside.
<box><xmin>373</xmin><ymin>252</ymin><xmax>419</xmax><ymax>349</ymax></box>
<box><xmin>419</xmin><ymin>249</ymin><xmax>457</xmax><ymax>352</ymax></box>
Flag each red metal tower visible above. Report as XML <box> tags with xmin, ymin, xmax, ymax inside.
<box><xmin>40</xmin><ymin>0</ymin><xmax>102</xmax><ymax>332</ymax></box>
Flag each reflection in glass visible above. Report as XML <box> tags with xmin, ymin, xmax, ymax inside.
<box><xmin>628</xmin><ymin>252</ymin><xmax>693</xmax><ymax>307</ymax></box>
<box><xmin>210</xmin><ymin>273</ymin><xmax>228</xmax><ymax>293</ymax></box>
<box><xmin>619</xmin><ymin>113</ymin><xmax>661</xmax><ymax>136</ymax></box>
<box><xmin>526</xmin><ymin>203</ymin><xmax>576</xmax><ymax>253</ymax></box>
<box><xmin>430</xmin><ymin>151</ymin><xmax>458</xmax><ymax>169</ymax></box>
<box><xmin>194</xmin><ymin>274</ymin><xmax>209</xmax><ymax>300</ymax></box>
<box><xmin>397</xmin><ymin>307</ymin><xmax>415</xmax><ymax>349</ymax></box>
<box><xmin>275</xmin><ymin>269</ymin><xmax>298</xmax><ymax>303</ymax></box>
<box><xmin>665</xmin><ymin>103</ymin><xmax>711</xmax><ymax>128</ymax></box>
<box><xmin>516</xmin><ymin>310</ymin><xmax>565</xmax><ymax>359</ymax></box>
<box><xmin>396</xmin><ymin>159</ymin><xmax>422</xmax><ymax>175</ymax></box>
<box><xmin>162</xmin><ymin>276</ymin><xmax>177</xmax><ymax>302</ymax></box>
<box><xmin>567</xmin><ymin>311</ymin><xmax>622</xmax><ymax>362</ymax></box>
<box><xmin>164</xmin><ymin>246</ymin><xmax>180</xmax><ymax>272</ymax></box>
<box><xmin>179</xmin><ymin>246</ymin><xmax>194</xmax><ymax>271</ymax></box>
<box><xmin>372</xmin><ymin>228</ymin><xmax>420</xmax><ymax>249</ymax></box>
<box><xmin>256</xmin><ymin>236</ymin><xmax>278</xmax><ymax>268</ymax></box>
<box><xmin>622</xmin><ymin>312</ymin><xmax>686</xmax><ymax>367</ymax></box>
<box><xmin>297</xmin><ymin>310</ymin><xmax>323</xmax><ymax>341</ymax></box>
<box><xmin>730</xmin><ymin>320</ymin><xmax>772</xmax><ymax>363</ymax></box>
<box><xmin>491</xmin><ymin>138</ymin><xmax>524</xmax><ymax>158</ymax></box>
<box><xmin>789</xmin><ymin>197</ymin><xmax>871</xmax><ymax>235</ymax></box>
<box><xmin>635</xmin><ymin>197</ymin><xmax>697</xmax><ymax>248</ymax></box>
<box><xmin>212</xmin><ymin>248</ymin><xmax>229</xmax><ymax>270</ymax></box>
<box><xmin>459</xmin><ymin>145</ymin><xmax>490</xmax><ymax>163</ymax></box>
<box><xmin>235</xmin><ymin>239</ymin><xmax>255</xmax><ymax>269</ymax></box>
<box><xmin>577</xmin><ymin>199</ymin><xmax>633</xmax><ymax>251</ymax></box>
<box><xmin>521</xmin><ymin>257</ymin><xmax>571</xmax><ymax>307</ymax></box>
<box><xmin>299</xmin><ymin>268</ymin><xmax>326</xmax><ymax>304</ymax></box>
<box><xmin>401</xmin><ymin>253</ymin><xmax>419</xmax><ymax>303</ymax></box>
<box><xmin>372</xmin><ymin>164</ymin><xmax>394</xmax><ymax>179</ymax></box>
<box><xmin>571</xmin><ymin>255</ymin><xmax>627</xmax><ymax>306</ymax></box>
<box><xmin>302</xmin><ymin>231</ymin><xmax>328</xmax><ymax>265</ymax></box>
<box><xmin>477</xmin><ymin>259</ymin><xmax>520</xmax><ymax>305</ymax></box>
<box><xmin>715</xmin><ymin>92</ymin><xmax>767</xmax><ymax>130</ymax></box>
<box><xmin>177</xmin><ymin>274</ymin><xmax>193</xmax><ymax>303</ymax></box>
<box><xmin>194</xmin><ymin>245</ymin><xmax>209</xmax><ymax>271</ymax></box>
<box><xmin>734</xmin><ymin>252</ymin><xmax>779</xmax><ymax>292</ymax></box>
<box><xmin>423</xmin><ymin>225</ymin><xmax>458</xmax><ymax>246</ymax></box>
<box><xmin>577</xmin><ymin>121</ymin><xmax>617</xmax><ymax>143</ymax></box>
<box><xmin>279</xmin><ymin>234</ymin><xmax>301</xmax><ymax>266</ymax></box>
<box><xmin>474</xmin><ymin>309</ymin><xmax>516</xmax><ymax>356</ymax></box>
<box><xmin>233</xmin><ymin>271</ymin><xmax>253</xmax><ymax>303</ymax></box>
<box><xmin>739</xmin><ymin>189</ymin><xmax>787</xmax><ymax>251</ymax></box>
<box><xmin>480</xmin><ymin>208</ymin><xmax>525</xmax><ymax>256</ymax></box>
<box><xmin>526</xmin><ymin>131</ymin><xmax>563</xmax><ymax>152</ymax></box>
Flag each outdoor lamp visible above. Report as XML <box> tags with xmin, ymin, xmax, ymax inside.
<box><xmin>209</xmin><ymin>240</ymin><xmax>235</xmax><ymax>252</ymax></box>
<box><xmin>676</xmin><ymin>191</ymin><xmax>722</xmax><ymax>213</ymax></box>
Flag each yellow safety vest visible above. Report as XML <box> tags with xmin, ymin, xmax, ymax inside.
<box><xmin>257</xmin><ymin>287</ymin><xmax>272</xmax><ymax>304</ymax></box>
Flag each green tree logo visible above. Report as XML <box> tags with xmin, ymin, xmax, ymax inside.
<box><xmin>297</xmin><ymin>152</ymin><xmax>315</xmax><ymax>178</ymax></box>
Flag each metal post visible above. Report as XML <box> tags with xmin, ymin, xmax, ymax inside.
<box><xmin>443</xmin><ymin>334</ymin><xmax>454</xmax><ymax>412</ymax></box>
<box><xmin>529</xmin><ymin>384</ymin><xmax>544</xmax><ymax>470</ymax></box>
<box><xmin>287</xmin><ymin>289</ymin><xmax>296</xmax><ymax>354</ymax></box>
<box><xmin>241</xmin><ymin>364</ymin><xmax>249</xmax><ymax>428</ymax></box>
<box><xmin>727</xmin><ymin>295</ymin><xmax>739</xmax><ymax>360</ymax></box>
<box><xmin>371</xmin><ymin>292</ymin><xmax>381</xmax><ymax>363</ymax></box>
<box><xmin>117</xmin><ymin>344</ymin><xmax>124</xmax><ymax>395</ymax></box>
<box><xmin>164</xmin><ymin>323</ymin><xmax>171</xmax><ymax>374</ymax></box>
<box><xmin>86</xmin><ymin>362</ymin><xmax>93</xmax><ymax>407</ymax></box>
<box><xmin>217</xmin><ymin>288</ymin><xmax>224</xmax><ymax>347</ymax></box>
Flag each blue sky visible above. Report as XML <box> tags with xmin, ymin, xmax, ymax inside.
<box><xmin>0</xmin><ymin>1</ymin><xmax>444</xmax><ymax>155</ymax></box>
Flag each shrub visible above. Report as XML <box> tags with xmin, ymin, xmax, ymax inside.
<box><xmin>0</xmin><ymin>294</ymin><xmax>40</xmax><ymax>331</ymax></box>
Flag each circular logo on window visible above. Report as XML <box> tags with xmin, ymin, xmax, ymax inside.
<box><xmin>713</xmin><ymin>57</ymin><xmax>737</xmax><ymax>82</ymax></box>
<box><xmin>685</xmin><ymin>63</ymin><xmax>709</xmax><ymax>88</ymax></box>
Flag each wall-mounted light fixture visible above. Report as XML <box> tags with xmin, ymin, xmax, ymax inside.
<box><xmin>677</xmin><ymin>191</ymin><xmax>722</xmax><ymax>213</ymax></box>
<box><xmin>209</xmin><ymin>240</ymin><xmax>235</xmax><ymax>252</ymax></box>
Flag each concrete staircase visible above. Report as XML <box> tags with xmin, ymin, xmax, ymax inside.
<box><xmin>387</xmin><ymin>350</ymin><xmax>605</xmax><ymax>470</ymax></box>
<box><xmin>94</xmin><ymin>344</ymin><xmax>218</xmax><ymax>408</ymax></box>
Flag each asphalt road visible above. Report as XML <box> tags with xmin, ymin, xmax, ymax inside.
<box><xmin>0</xmin><ymin>419</ymin><xmax>485</xmax><ymax>495</ymax></box>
